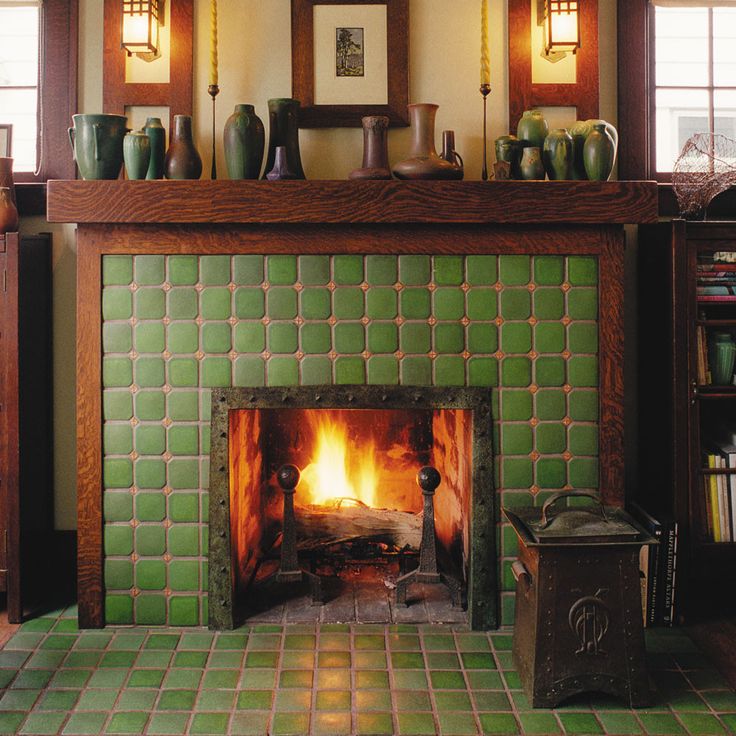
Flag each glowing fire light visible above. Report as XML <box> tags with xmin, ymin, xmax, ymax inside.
<box><xmin>299</xmin><ymin>413</ymin><xmax>379</xmax><ymax>507</ymax></box>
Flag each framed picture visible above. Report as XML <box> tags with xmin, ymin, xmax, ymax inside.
<box><xmin>0</xmin><ymin>125</ymin><xmax>11</xmax><ymax>157</ymax></box>
<box><xmin>291</xmin><ymin>0</ymin><xmax>409</xmax><ymax>128</ymax></box>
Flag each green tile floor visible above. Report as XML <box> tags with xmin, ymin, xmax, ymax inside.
<box><xmin>0</xmin><ymin>607</ymin><xmax>734</xmax><ymax>735</ymax></box>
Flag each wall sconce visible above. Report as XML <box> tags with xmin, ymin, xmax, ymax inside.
<box><xmin>543</xmin><ymin>0</ymin><xmax>581</xmax><ymax>57</ymax></box>
<box><xmin>121</xmin><ymin>0</ymin><xmax>162</xmax><ymax>60</ymax></box>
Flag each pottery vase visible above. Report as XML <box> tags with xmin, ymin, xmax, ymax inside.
<box><xmin>123</xmin><ymin>131</ymin><xmax>151</xmax><ymax>180</ymax></box>
<box><xmin>583</xmin><ymin>123</ymin><xmax>615</xmax><ymax>181</ymax></box>
<box><xmin>143</xmin><ymin>117</ymin><xmax>166</xmax><ymax>180</ymax></box>
<box><xmin>0</xmin><ymin>158</ymin><xmax>16</xmax><ymax>205</ymax></box>
<box><xmin>68</xmin><ymin>113</ymin><xmax>128</xmax><ymax>180</ymax></box>
<box><xmin>519</xmin><ymin>146</ymin><xmax>546</xmax><ymax>180</ymax></box>
<box><xmin>709</xmin><ymin>332</ymin><xmax>736</xmax><ymax>385</ymax></box>
<box><xmin>439</xmin><ymin>130</ymin><xmax>464</xmax><ymax>180</ymax></box>
<box><xmin>542</xmin><ymin>128</ymin><xmax>574</xmax><ymax>180</ymax></box>
<box><xmin>224</xmin><ymin>104</ymin><xmax>265</xmax><ymax>180</ymax></box>
<box><xmin>349</xmin><ymin>116</ymin><xmax>392</xmax><ymax>180</ymax></box>
<box><xmin>517</xmin><ymin>109</ymin><xmax>548</xmax><ymax>149</ymax></box>
<box><xmin>263</xmin><ymin>99</ymin><xmax>305</xmax><ymax>180</ymax></box>
<box><xmin>164</xmin><ymin>115</ymin><xmax>202</xmax><ymax>180</ymax></box>
<box><xmin>0</xmin><ymin>187</ymin><xmax>19</xmax><ymax>234</ymax></box>
<box><xmin>392</xmin><ymin>103</ymin><xmax>463</xmax><ymax>180</ymax></box>
<box><xmin>266</xmin><ymin>146</ymin><xmax>299</xmax><ymax>180</ymax></box>
<box><xmin>495</xmin><ymin>135</ymin><xmax>523</xmax><ymax>179</ymax></box>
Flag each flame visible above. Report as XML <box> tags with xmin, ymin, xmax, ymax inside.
<box><xmin>299</xmin><ymin>412</ymin><xmax>379</xmax><ymax>507</ymax></box>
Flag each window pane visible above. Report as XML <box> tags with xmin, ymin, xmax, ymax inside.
<box><xmin>0</xmin><ymin>7</ymin><xmax>39</xmax><ymax>86</ymax></box>
<box><xmin>714</xmin><ymin>90</ymin><xmax>736</xmax><ymax>145</ymax></box>
<box><xmin>656</xmin><ymin>88</ymin><xmax>710</xmax><ymax>172</ymax></box>
<box><xmin>713</xmin><ymin>8</ymin><xmax>736</xmax><ymax>87</ymax></box>
<box><xmin>656</xmin><ymin>7</ymin><xmax>709</xmax><ymax>87</ymax></box>
<box><xmin>0</xmin><ymin>89</ymin><xmax>37</xmax><ymax>172</ymax></box>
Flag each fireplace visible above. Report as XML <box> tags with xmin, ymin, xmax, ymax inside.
<box><xmin>208</xmin><ymin>386</ymin><xmax>496</xmax><ymax>630</ymax></box>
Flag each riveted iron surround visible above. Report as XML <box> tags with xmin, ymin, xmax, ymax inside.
<box><xmin>208</xmin><ymin>385</ymin><xmax>496</xmax><ymax>630</ymax></box>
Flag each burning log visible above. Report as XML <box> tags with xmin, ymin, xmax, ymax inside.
<box><xmin>295</xmin><ymin>498</ymin><xmax>422</xmax><ymax>550</ymax></box>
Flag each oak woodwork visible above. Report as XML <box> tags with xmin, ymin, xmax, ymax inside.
<box><xmin>49</xmin><ymin>184</ymin><xmax>657</xmax><ymax>627</ymax></box>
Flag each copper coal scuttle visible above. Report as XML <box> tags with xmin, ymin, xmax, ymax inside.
<box><xmin>503</xmin><ymin>491</ymin><xmax>656</xmax><ymax>708</ymax></box>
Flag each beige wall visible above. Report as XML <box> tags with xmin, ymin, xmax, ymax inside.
<box><xmin>22</xmin><ymin>0</ymin><xmax>618</xmax><ymax>530</ymax></box>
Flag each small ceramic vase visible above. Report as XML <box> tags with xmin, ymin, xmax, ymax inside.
<box><xmin>439</xmin><ymin>130</ymin><xmax>464</xmax><ymax>180</ymax></box>
<box><xmin>349</xmin><ymin>116</ymin><xmax>392</xmax><ymax>180</ymax></box>
<box><xmin>0</xmin><ymin>157</ymin><xmax>16</xmax><ymax>205</ymax></box>
<box><xmin>164</xmin><ymin>115</ymin><xmax>202</xmax><ymax>180</ymax></box>
<box><xmin>143</xmin><ymin>117</ymin><xmax>166</xmax><ymax>180</ymax></box>
<box><xmin>266</xmin><ymin>146</ymin><xmax>298</xmax><ymax>180</ymax></box>
<box><xmin>392</xmin><ymin>103</ymin><xmax>463</xmax><ymax>180</ymax></box>
<box><xmin>519</xmin><ymin>146</ymin><xmax>545</xmax><ymax>180</ymax></box>
<box><xmin>495</xmin><ymin>135</ymin><xmax>523</xmax><ymax>179</ymax></box>
<box><xmin>517</xmin><ymin>110</ymin><xmax>548</xmax><ymax>149</ymax></box>
<box><xmin>68</xmin><ymin>113</ymin><xmax>128</xmax><ymax>180</ymax></box>
<box><xmin>709</xmin><ymin>332</ymin><xmax>736</xmax><ymax>385</ymax></box>
<box><xmin>123</xmin><ymin>131</ymin><xmax>151</xmax><ymax>180</ymax></box>
<box><xmin>583</xmin><ymin>123</ymin><xmax>616</xmax><ymax>181</ymax></box>
<box><xmin>542</xmin><ymin>129</ymin><xmax>574</xmax><ymax>180</ymax></box>
<box><xmin>263</xmin><ymin>99</ymin><xmax>305</xmax><ymax>180</ymax></box>
<box><xmin>0</xmin><ymin>187</ymin><xmax>19</xmax><ymax>234</ymax></box>
<box><xmin>224</xmin><ymin>104</ymin><xmax>265</xmax><ymax>180</ymax></box>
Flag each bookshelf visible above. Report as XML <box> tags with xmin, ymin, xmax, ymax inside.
<box><xmin>638</xmin><ymin>220</ymin><xmax>736</xmax><ymax>621</ymax></box>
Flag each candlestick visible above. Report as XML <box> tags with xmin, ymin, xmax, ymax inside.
<box><xmin>480</xmin><ymin>83</ymin><xmax>491</xmax><ymax>181</ymax></box>
<box><xmin>480</xmin><ymin>0</ymin><xmax>490</xmax><ymax>87</ymax></box>
<box><xmin>210</xmin><ymin>0</ymin><xmax>218</xmax><ymax>87</ymax></box>
<box><xmin>209</xmin><ymin>84</ymin><xmax>220</xmax><ymax>180</ymax></box>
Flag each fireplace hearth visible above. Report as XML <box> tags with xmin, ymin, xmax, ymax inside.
<box><xmin>208</xmin><ymin>386</ymin><xmax>496</xmax><ymax>630</ymax></box>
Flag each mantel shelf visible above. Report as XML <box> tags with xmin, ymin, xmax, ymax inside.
<box><xmin>47</xmin><ymin>179</ymin><xmax>658</xmax><ymax>226</ymax></box>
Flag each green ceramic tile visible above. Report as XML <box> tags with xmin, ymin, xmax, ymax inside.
<box><xmin>169</xmin><ymin>597</ymin><xmax>199</xmax><ymax>625</ymax></box>
<box><xmin>536</xmin><ymin>356</ymin><xmax>566</xmax><ymax>386</ymax></box>
<box><xmin>104</xmin><ymin>492</ymin><xmax>133</xmax><ymax>522</ymax></box>
<box><xmin>169</xmin><ymin>255</ymin><xmax>199</xmax><ymax>285</ymax></box>
<box><xmin>434</xmin><ymin>356</ymin><xmax>465</xmax><ymax>386</ymax></box>
<box><xmin>569</xmin><ymin>457</ymin><xmax>598</xmax><ymax>487</ymax></box>
<box><xmin>135</xmin><ymin>458</ymin><xmax>166</xmax><ymax>489</ymax></box>
<box><xmin>333</xmin><ymin>255</ymin><xmax>363</xmax><ymax>285</ymax></box>
<box><xmin>136</xmin><ymin>357</ymin><xmax>166</xmax><ymax>387</ymax></box>
<box><xmin>637</xmin><ymin>713</ymin><xmax>685</xmax><ymax>735</ymax></box>
<box><xmin>104</xmin><ymin>255</ymin><xmax>134</xmax><ymax>285</ymax></box>
<box><xmin>434</xmin><ymin>288</ymin><xmax>465</xmax><ymax>320</ymax></box>
<box><xmin>500</xmin><ymin>289</ymin><xmax>531</xmax><ymax>320</ymax></box>
<box><xmin>298</xmin><ymin>356</ymin><xmax>330</xmax><ymax>384</ymax></box>
<box><xmin>534</xmin><ymin>256</ymin><xmax>564</xmax><ymax>286</ymax></box>
<box><xmin>501</xmin><ymin>357</ymin><xmax>531</xmax><ymax>387</ymax></box>
<box><xmin>316</xmin><ymin>690</ymin><xmax>351</xmax><ymax>711</ymax></box>
<box><xmin>394</xmin><ymin>690</ymin><xmax>431</xmax><ymax>711</ymax></box>
<box><xmin>355</xmin><ymin>713</ymin><xmax>394</xmax><ymax>735</ymax></box>
<box><xmin>268</xmin><ymin>322</ymin><xmax>298</xmax><ymax>353</ymax></box>
<box><xmin>234</xmin><ymin>356</ymin><xmax>265</xmax><ymax>387</ymax></box>
<box><xmin>200</xmin><ymin>288</ymin><xmax>231</xmax><ymax>320</ymax></box>
<box><xmin>466</xmin><ymin>288</ymin><xmax>496</xmax><ymax>320</ymax></box>
<box><xmin>169</xmin><ymin>493</ymin><xmax>199</xmax><ymax>522</ymax></box>
<box><xmin>167</xmin><ymin>391</ymin><xmax>198</xmax><ymax>421</ymax></box>
<box><xmin>503</xmin><ymin>457</ymin><xmax>533</xmax><ymax>487</ymax></box>
<box><xmin>104</xmin><ymin>391</ymin><xmax>134</xmax><ymax>421</ymax></box>
<box><xmin>534</xmin><ymin>289</ymin><xmax>564</xmax><ymax>320</ymax></box>
<box><xmin>500</xmin><ymin>255</ymin><xmax>530</xmax><ymax>285</ymax></box>
<box><xmin>167</xmin><ymin>288</ymin><xmax>198</xmax><ymax>320</ymax></box>
<box><xmin>333</xmin><ymin>288</ymin><xmax>364</xmax><ymax>319</ymax></box>
<box><xmin>266</xmin><ymin>288</ymin><xmax>298</xmax><ymax>319</ymax></box>
<box><xmin>104</xmin><ymin>595</ymin><xmax>134</xmax><ymax>625</ymax></box>
<box><xmin>367</xmin><ymin>356</ymin><xmax>399</xmax><ymax>384</ymax></box>
<box><xmin>535</xmin><ymin>322</ymin><xmax>565</xmax><ymax>353</ymax></box>
<box><xmin>169</xmin><ymin>560</ymin><xmax>199</xmax><ymax>591</ymax></box>
<box><xmin>433</xmin><ymin>256</ymin><xmax>464</xmax><ymax>286</ymax></box>
<box><xmin>467</xmin><ymin>323</ymin><xmax>498</xmax><ymax>354</ymax></box>
<box><xmin>502</xmin><ymin>390</ymin><xmax>533</xmax><ymax>420</ymax></box>
<box><xmin>104</xmin><ymin>323</ymin><xmax>133</xmax><ymax>354</ymax></box>
<box><xmin>595</xmin><ymin>713</ymin><xmax>642</xmax><ymax>734</ymax></box>
<box><xmin>568</xmin><ymin>323</ymin><xmax>598</xmax><ymax>353</ymax></box>
<box><xmin>536</xmin><ymin>423</ymin><xmax>567</xmax><ymax>453</ymax></box>
<box><xmin>104</xmin><ymin>424</ymin><xmax>133</xmax><ymax>455</ymax></box>
<box><xmin>537</xmin><ymin>458</ymin><xmax>566</xmax><ymax>488</ymax></box>
<box><xmin>366</xmin><ymin>287</ymin><xmax>397</xmax><ymax>319</ymax></box>
<box><xmin>168</xmin><ymin>525</ymin><xmax>199</xmax><ymax>555</ymax></box>
<box><xmin>231</xmin><ymin>322</ymin><xmax>264</xmax><ymax>354</ymax></box>
<box><xmin>189</xmin><ymin>713</ymin><xmax>229</xmax><ymax>735</ymax></box>
<box><xmin>136</xmin><ymin>322</ymin><xmax>165</xmax><ymax>354</ymax></box>
<box><xmin>200</xmin><ymin>255</ymin><xmax>231</xmax><ymax>286</ymax></box>
<box><xmin>398</xmin><ymin>288</ymin><xmax>430</xmax><ymax>320</ymax></box>
<box><xmin>103</xmin><ymin>358</ymin><xmax>133</xmax><ymax>388</ymax></box>
<box><xmin>103</xmin><ymin>289</ymin><xmax>133</xmax><ymax>320</ymax></box>
<box><xmin>301</xmin><ymin>288</ymin><xmax>331</xmax><ymax>320</ymax></box>
<box><xmin>334</xmin><ymin>321</ymin><xmax>366</xmax><ymax>354</ymax></box>
<box><xmin>568</xmin><ymin>425</ymin><xmax>598</xmax><ymax>455</ymax></box>
<box><xmin>400</xmin><ymin>357</ymin><xmax>432</xmax><ymax>385</ymax></box>
<box><xmin>501</xmin><ymin>323</ymin><xmax>532</xmax><ymax>353</ymax></box>
<box><xmin>467</xmin><ymin>255</ymin><xmax>497</xmax><ymax>285</ymax></box>
<box><xmin>502</xmin><ymin>424</ymin><xmax>533</xmax><ymax>454</ymax></box>
<box><xmin>368</xmin><ymin>322</ymin><xmax>398</xmax><ymax>353</ymax></box>
<box><xmin>157</xmin><ymin>689</ymin><xmax>197</xmax><ymax>710</ymax></box>
<box><xmin>567</xmin><ymin>289</ymin><xmax>598</xmax><ymax>320</ymax></box>
<box><xmin>299</xmin><ymin>323</ymin><xmax>330</xmax><ymax>355</ymax></box>
<box><xmin>168</xmin><ymin>358</ymin><xmax>199</xmax><ymax>387</ymax></box>
<box><xmin>167</xmin><ymin>322</ymin><xmax>199</xmax><ymax>354</ymax></box>
<box><xmin>105</xmin><ymin>559</ymin><xmax>133</xmax><ymax>589</ymax></box>
<box><xmin>271</xmin><ymin>713</ymin><xmax>310</xmax><ymax>736</ymax></box>
<box><xmin>267</xmin><ymin>255</ymin><xmax>298</xmax><ymax>285</ymax></box>
<box><xmin>568</xmin><ymin>256</ymin><xmax>597</xmax><ymax>286</ymax></box>
<box><xmin>434</xmin><ymin>323</ymin><xmax>464</xmax><ymax>353</ymax></box>
<box><xmin>393</xmin><ymin>670</ymin><xmax>428</xmax><ymax>689</ymax></box>
<box><xmin>104</xmin><ymin>458</ymin><xmax>133</xmax><ymax>489</ymax></box>
<box><xmin>135</xmin><ymin>255</ymin><xmax>165</xmax><ymax>286</ymax></box>
<box><xmin>134</xmin><ymin>596</ymin><xmax>167</xmax><ymax>625</ymax></box>
<box><xmin>467</xmin><ymin>356</ymin><xmax>497</xmax><ymax>387</ymax></box>
<box><xmin>557</xmin><ymin>713</ymin><xmax>603</xmax><ymax>734</ymax></box>
<box><xmin>233</xmin><ymin>255</ymin><xmax>264</xmax><ymax>285</ymax></box>
<box><xmin>135</xmin><ymin>288</ymin><xmax>166</xmax><ymax>319</ymax></box>
<box><xmin>390</xmin><ymin>652</ymin><xmax>424</xmax><ymax>669</ymax></box>
<box><xmin>135</xmin><ymin>524</ymin><xmax>166</xmax><ymax>555</ymax></box>
<box><xmin>534</xmin><ymin>391</ymin><xmax>564</xmax><ymax>422</ymax></box>
<box><xmin>135</xmin><ymin>424</ymin><xmax>165</xmax><ymax>455</ymax></box>
<box><xmin>396</xmin><ymin>712</ymin><xmax>436</xmax><ymax>735</ymax></box>
<box><xmin>298</xmin><ymin>255</ymin><xmax>329</xmax><ymax>285</ymax></box>
<box><xmin>201</xmin><ymin>357</ymin><xmax>231</xmax><ymax>387</ymax></box>
<box><xmin>399</xmin><ymin>255</ymin><xmax>430</xmax><ymax>285</ymax></box>
<box><xmin>568</xmin><ymin>356</ymin><xmax>598</xmax><ymax>387</ymax></box>
<box><xmin>267</xmin><ymin>356</ymin><xmax>299</xmax><ymax>386</ymax></box>
<box><xmin>234</xmin><ymin>288</ymin><xmax>265</xmax><ymax>319</ymax></box>
<box><xmin>569</xmin><ymin>390</ymin><xmax>598</xmax><ymax>421</ymax></box>
<box><xmin>366</xmin><ymin>255</ymin><xmax>397</xmax><ymax>285</ymax></box>
<box><xmin>201</xmin><ymin>322</ymin><xmax>231</xmax><ymax>353</ymax></box>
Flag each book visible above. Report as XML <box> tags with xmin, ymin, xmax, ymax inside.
<box><xmin>662</xmin><ymin>520</ymin><xmax>678</xmax><ymax>626</ymax></box>
<box><xmin>707</xmin><ymin>439</ymin><xmax>736</xmax><ymax>540</ymax></box>
<box><xmin>707</xmin><ymin>454</ymin><xmax>721</xmax><ymax>542</ymax></box>
<box><xmin>628</xmin><ymin>502</ymin><xmax>663</xmax><ymax>627</ymax></box>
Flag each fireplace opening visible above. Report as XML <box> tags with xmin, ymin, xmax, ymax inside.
<box><xmin>209</xmin><ymin>387</ymin><xmax>497</xmax><ymax>630</ymax></box>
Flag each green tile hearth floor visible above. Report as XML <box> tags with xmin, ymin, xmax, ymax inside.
<box><xmin>0</xmin><ymin>607</ymin><xmax>733</xmax><ymax>736</ymax></box>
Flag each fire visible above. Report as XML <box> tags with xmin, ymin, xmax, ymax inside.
<box><xmin>299</xmin><ymin>412</ymin><xmax>379</xmax><ymax>507</ymax></box>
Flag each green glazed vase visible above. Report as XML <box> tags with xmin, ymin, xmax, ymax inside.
<box><xmin>583</xmin><ymin>123</ymin><xmax>615</xmax><ymax>181</ymax></box>
<box><xmin>495</xmin><ymin>135</ymin><xmax>523</xmax><ymax>179</ymax></box>
<box><xmin>123</xmin><ymin>131</ymin><xmax>151</xmax><ymax>180</ymax></box>
<box><xmin>516</xmin><ymin>110</ymin><xmax>548</xmax><ymax>149</ymax></box>
<box><xmin>519</xmin><ymin>146</ymin><xmax>545</xmax><ymax>180</ymax></box>
<box><xmin>542</xmin><ymin>128</ymin><xmax>574</xmax><ymax>180</ymax></box>
<box><xmin>68</xmin><ymin>113</ymin><xmax>128</xmax><ymax>180</ymax></box>
<box><xmin>224</xmin><ymin>104</ymin><xmax>265</xmax><ymax>180</ymax></box>
<box><xmin>143</xmin><ymin>117</ymin><xmax>166</xmax><ymax>180</ymax></box>
<box><xmin>263</xmin><ymin>99</ymin><xmax>305</xmax><ymax>180</ymax></box>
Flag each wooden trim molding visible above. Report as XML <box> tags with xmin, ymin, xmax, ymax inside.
<box><xmin>508</xmin><ymin>0</ymin><xmax>599</xmax><ymax>133</ymax></box>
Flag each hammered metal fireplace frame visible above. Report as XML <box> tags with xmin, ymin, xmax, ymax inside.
<box><xmin>208</xmin><ymin>386</ymin><xmax>496</xmax><ymax>630</ymax></box>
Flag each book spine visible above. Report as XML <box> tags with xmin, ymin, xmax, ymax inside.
<box><xmin>647</xmin><ymin>536</ymin><xmax>661</xmax><ymax>626</ymax></box>
<box><xmin>661</xmin><ymin>521</ymin><xmax>678</xmax><ymax>626</ymax></box>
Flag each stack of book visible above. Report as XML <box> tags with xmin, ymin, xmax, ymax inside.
<box><xmin>697</xmin><ymin>254</ymin><xmax>736</xmax><ymax>302</ymax></box>
<box><xmin>629</xmin><ymin>503</ymin><xmax>678</xmax><ymax>627</ymax></box>
<box><xmin>703</xmin><ymin>437</ymin><xmax>736</xmax><ymax>543</ymax></box>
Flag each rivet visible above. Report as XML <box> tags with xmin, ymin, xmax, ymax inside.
<box><xmin>347</xmin><ymin>394</ymin><xmax>354</xmax><ymax>403</ymax></box>
<box><xmin>249</xmin><ymin>395</ymin><xmax>256</xmax><ymax>402</ymax></box>
<box><xmin>219</xmin><ymin>531</ymin><xmax>226</xmax><ymax>538</ymax></box>
<box><xmin>220</xmin><ymin>432</ymin><xmax>226</xmax><ymax>439</ymax></box>
<box><xmin>315</xmin><ymin>394</ymin><xmax>321</xmax><ymax>402</ymax></box>
<box><xmin>220</xmin><ymin>567</ymin><xmax>227</xmax><ymax>573</ymax></box>
<box><xmin>220</xmin><ymin>466</ymin><xmax>225</xmax><ymax>473</ymax></box>
<box><xmin>381</xmin><ymin>394</ymin><xmax>388</xmax><ymax>402</ymax></box>
<box><xmin>219</xmin><ymin>499</ymin><xmax>225</xmax><ymax>506</ymax></box>
<box><xmin>281</xmin><ymin>393</ymin><xmax>289</xmax><ymax>402</ymax></box>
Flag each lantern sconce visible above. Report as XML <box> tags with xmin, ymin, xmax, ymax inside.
<box><xmin>121</xmin><ymin>0</ymin><xmax>163</xmax><ymax>61</ymax></box>
<box><xmin>538</xmin><ymin>0</ymin><xmax>581</xmax><ymax>62</ymax></box>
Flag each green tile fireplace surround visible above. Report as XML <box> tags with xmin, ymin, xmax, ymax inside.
<box><xmin>47</xmin><ymin>179</ymin><xmax>659</xmax><ymax>629</ymax></box>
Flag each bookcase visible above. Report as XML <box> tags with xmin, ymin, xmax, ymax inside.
<box><xmin>638</xmin><ymin>220</ymin><xmax>736</xmax><ymax>622</ymax></box>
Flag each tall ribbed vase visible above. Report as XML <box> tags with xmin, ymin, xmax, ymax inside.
<box><xmin>224</xmin><ymin>104</ymin><xmax>265</xmax><ymax>180</ymax></box>
<box><xmin>143</xmin><ymin>117</ymin><xmax>166</xmax><ymax>180</ymax></box>
<box><xmin>263</xmin><ymin>99</ymin><xmax>305</xmax><ymax>180</ymax></box>
<box><xmin>164</xmin><ymin>115</ymin><xmax>202</xmax><ymax>180</ymax></box>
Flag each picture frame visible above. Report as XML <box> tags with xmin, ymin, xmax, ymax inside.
<box><xmin>291</xmin><ymin>0</ymin><xmax>409</xmax><ymax>128</ymax></box>
<box><xmin>0</xmin><ymin>125</ymin><xmax>11</xmax><ymax>157</ymax></box>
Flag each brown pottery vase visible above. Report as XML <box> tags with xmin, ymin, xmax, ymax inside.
<box><xmin>392</xmin><ymin>104</ymin><xmax>463</xmax><ymax>180</ymax></box>
<box><xmin>0</xmin><ymin>187</ymin><xmax>19</xmax><ymax>234</ymax></box>
<box><xmin>0</xmin><ymin>158</ymin><xmax>16</xmax><ymax>205</ymax></box>
<box><xmin>349</xmin><ymin>116</ymin><xmax>392</xmax><ymax>180</ymax></box>
<box><xmin>439</xmin><ymin>130</ymin><xmax>464</xmax><ymax>180</ymax></box>
<box><xmin>164</xmin><ymin>115</ymin><xmax>202</xmax><ymax>180</ymax></box>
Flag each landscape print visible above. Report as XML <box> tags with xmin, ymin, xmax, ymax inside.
<box><xmin>336</xmin><ymin>27</ymin><xmax>364</xmax><ymax>76</ymax></box>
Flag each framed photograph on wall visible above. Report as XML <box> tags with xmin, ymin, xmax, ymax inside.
<box><xmin>0</xmin><ymin>125</ymin><xmax>12</xmax><ymax>157</ymax></box>
<box><xmin>291</xmin><ymin>0</ymin><xmax>409</xmax><ymax>128</ymax></box>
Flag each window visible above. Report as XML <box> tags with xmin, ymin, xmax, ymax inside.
<box><xmin>0</xmin><ymin>0</ymin><xmax>77</xmax><ymax>185</ymax></box>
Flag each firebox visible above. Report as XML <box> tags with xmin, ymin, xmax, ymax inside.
<box><xmin>208</xmin><ymin>386</ymin><xmax>496</xmax><ymax>630</ymax></box>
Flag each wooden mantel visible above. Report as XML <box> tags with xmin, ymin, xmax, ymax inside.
<box><xmin>49</xmin><ymin>180</ymin><xmax>656</xmax><ymax>628</ymax></box>
<box><xmin>47</xmin><ymin>180</ymin><xmax>658</xmax><ymax>225</ymax></box>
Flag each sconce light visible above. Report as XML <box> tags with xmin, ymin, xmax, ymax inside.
<box><xmin>121</xmin><ymin>0</ymin><xmax>162</xmax><ymax>60</ymax></box>
<box><xmin>544</xmin><ymin>0</ymin><xmax>581</xmax><ymax>56</ymax></box>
